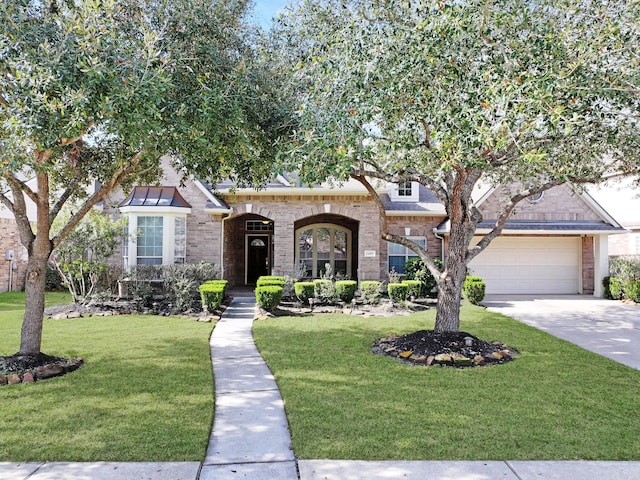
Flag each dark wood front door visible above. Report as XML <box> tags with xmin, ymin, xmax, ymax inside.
<box><xmin>246</xmin><ymin>235</ymin><xmax>270</xmax><ymax>285</ymax></box>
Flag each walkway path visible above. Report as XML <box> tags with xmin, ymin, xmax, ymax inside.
<box><xmin>199</xmin><ymin>297</ymin><xmax>298</xmax><ymax>480</ymax></box>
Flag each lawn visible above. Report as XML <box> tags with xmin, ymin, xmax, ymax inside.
<box><xmin>0</xmin><ymin>291</ymin><xmax>214</xmax><ymax>462</ymax></box>
<box><xmin>253</xmin><ymin>303</ymin><xmax>640</xmax><ymax>461</ymax></box>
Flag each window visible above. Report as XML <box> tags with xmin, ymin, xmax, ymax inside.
<box><xmin>246</xmin><ymin>220</ymin><xmax>274</xmax><ymax>232</ymax></box>
<box><xmin>137</xmin><ymin>216</ymin><xmax>163</xmax><ymax>265</ymax></box>
<box><xmin>388</xmin><ymin>236</ymin><xmax>426</xmax><ymax>274</ymax></box>
<box><xmin>296</xmin><ymin>224</ymin><xmax>351</xmax><ymax>278</ymax></box>
<box><xmin>174</xmin><ymin>217</ymin><xmax>186</xmax><ymax>264</ymax></box>
<box><xmin>398</xmin><ymin>182</ymin><xmax>412</xmax><ymax>197</ymax></box>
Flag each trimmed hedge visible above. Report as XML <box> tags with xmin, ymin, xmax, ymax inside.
<box><xmin>256</xmin><ymin>276</ymin><xmax>286</xmax><ymax>287</ymax></box>
<box><xmin>463</xmin><ymin>276</ymin><xmax>486</xmax><ymax>305</ymax></box>
<box><xmin>336</xmin><ymin>280</ymin><xmax>357</xmax><ymax>302</ymax></box>
<box><xmin>388</xmin><ymin>283</ymin><xmax>408</xmax><ymax>303</ymax></box>
<box><xmin>401</xmin><ymin>280</ymin><xmax>422</xmax><ymax>299</ymax></box>
<box><xmin>609</xmin><ymin>277</ymin><xmax>624</xmax><ymax>300</ymax></box>
<box><xmin>625</xmin><ymin>280</ymin><xmax>640</xmax><ymax>303</ymax></box>
<box><xmin>314</xmin><ymin>279</ymin><xmax>338</xmax><ymax>303</ymax></box>
<box><xmin>199</xmin><ymin>279</ymin><xmax>228</xmax><ymax>311</ymax></box>
<box><xmin>255</xmin><ymin>285</ymin><xmax>283</xmax><ymax>311</ymax></box>
<box><xmin>294</xmin><ymin>281</ymin><xmax>315</xmax><ymax>304</ymax></box>
<box><xmin>360</xmin><ymin>281</ymin><xmax>381</xmax><ymax>304</ymax></box>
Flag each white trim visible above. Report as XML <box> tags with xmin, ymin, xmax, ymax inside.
<box><xmin>120</xmin><ymin>205</ymin><xmax>191</xmax><ymax>215</ymax></box>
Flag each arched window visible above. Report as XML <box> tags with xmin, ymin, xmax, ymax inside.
<box><xmin>296</xmin><ymin>224</ymin><xmax>351</xmax><ymax>278</ymax></box>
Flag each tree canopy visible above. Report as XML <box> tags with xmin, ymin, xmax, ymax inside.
<box><xmin>0</xmin><ymin>0</ymin><xmax>289</xmax><ymax>354</ymax></box>
<box><xmin>269</xmin><ymin>0</ymin><xmax>640</xmax><ymax>331</ymax></box>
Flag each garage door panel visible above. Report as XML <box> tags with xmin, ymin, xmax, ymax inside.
<box><xmin>469</xmin><ymin>237</ymin><xmax>580</xmax><ymax>294</ymax></box>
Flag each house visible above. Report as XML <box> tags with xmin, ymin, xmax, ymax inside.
<box><xmin>587</xmin><ymin>175</ymin><xmax>640</xmax><ymax>257</ymax></box>
<box><xmin>102</xmin><ymin>157</ymin><xmax>626</xmax><ymax>298</ymax></box>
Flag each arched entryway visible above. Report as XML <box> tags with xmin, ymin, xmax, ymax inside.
<box><xmin>294</xmin><ymin>214</ymin><xmax>358</xmax><ymax>279</ymax></box>
<box><xmin>224</xmin><ymin>214</ymin><xmax>274</xmax><ymax>286</ymax></box>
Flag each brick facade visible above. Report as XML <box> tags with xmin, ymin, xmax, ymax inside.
<box><xmin>0</xmin><ymin>218</ymin><xmax>28</xmax><ymax>292</ymax></box>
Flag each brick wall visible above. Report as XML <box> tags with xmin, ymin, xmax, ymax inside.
<box><xmin>0</xmin><ymin>218</ymin><xmax>28</xmax><ymax>292</ymax></box>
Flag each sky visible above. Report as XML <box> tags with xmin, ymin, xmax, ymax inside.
<box><xmin>251</xmin><ymin>0</ymin><xmax>291</xmax><ymax>28</ymax></box>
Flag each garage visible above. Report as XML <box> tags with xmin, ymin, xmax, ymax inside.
<box><xmin>468</xmin><ymin>236</ymin><xmax>581</xmax><ymax>294</ymax></box>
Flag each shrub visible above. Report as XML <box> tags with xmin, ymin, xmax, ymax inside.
<box><xmin>360</xmin><ymin>281</ymin><xmax>381</xmax><ymax>304</ymax></box>
<box><xmin>401</xmin><ymin>280</ymin><xmax>422</xmax><ymax>299</ymax></box>
<box><xmin>199</xmin><ymin>280</ymin><xmax>228</xmax><ymax>312</ymax></box>
<box><xmin>463</xmin><ymin>276</ymin><xmax>486</xmax><ymax>305</ymax></box>
<box><xmin>404</xmin><ymin>257</ymin><xmax>443</xmax><ymax>297</ymax></box>
<box><xmin>388</xmin><ymin>283</ymin><xmax>408</xmax><ymax>303</ymax></box>
<box><xmin>256</xmin><ymin>276</ymin><xmax>286</xmax><ymax>287</ymax></box>
<box><xmin>255</xmin><ymin>285</ymin><xmax>283</xmax><ymax>311</ymax></box>
<box><xmin>609</xmin><ymin>277</ymin><xmax>624</xmax><ymax>300</ymax></box>
<box><xmin>625</xmin><ymin>280</ymin><xmax>640</xmax><ymax>303</ymax></box>
<box><xmin>294</xmin><ymin>282</ymin><xmax>316</xmax><ymax>304</ymax></box>
<box><xmin>314</xmin><ymin>279</ymin><xmax>338</xmax><ymax>304</ymax></box>
<box><xmin>336</xmin><ymin>280</ymin><xmax>357</xmax><ymax>302</ymax></box>
<box><xmin>602</xmin><ymin>276</ymin><xmax>612</xmax><ymax>299</ymax></box>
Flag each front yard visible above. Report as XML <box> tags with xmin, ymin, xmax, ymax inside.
<box><xmin>0</xmin><ymin>292</ymin><xmax>213</xmax><ymax>462</ymax></box>
<box><xmin>253</xmin><ymin>304</ymin><xmax>640</xmax><ymax>461</ymax></box>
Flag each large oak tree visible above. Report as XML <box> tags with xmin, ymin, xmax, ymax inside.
<box><xmin>0</xmin><ymin>0</ymin><xmax>288</xmax><ymax>355</ymax></box>
<box><xmin>269</xmin><ymin>0</ymin><xmax>640</xmax><ymax>332</ymax></box>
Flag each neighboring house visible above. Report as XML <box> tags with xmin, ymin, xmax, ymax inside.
<box><xmin>104</xmin><ymin>157</ymin><xmax>625</xmax><ymax>297</ymax></box>
<box><xmin>587</xmin><ymin>175</ymin><xmax>640</xmax><ymax>257</ymax></box>
<box><xmin>0</xmin><ymin>177</ymin><xmax>36</xmax><ymax>293</ymax></box>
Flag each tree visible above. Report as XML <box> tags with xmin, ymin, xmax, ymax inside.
<box><xmin>0</xmin><ymin>0</ymin><xmax>288</xmax><ymax>355</ymax></box>
<box><xmin>268</xmin><ymin>0</ymin><xmax>640</xmax><ymax>332</ymax></box>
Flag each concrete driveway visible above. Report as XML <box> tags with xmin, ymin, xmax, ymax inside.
<box><xmin>482</xmin><ymin>295</ymin><xmax>640</xmax><ymax>370</ymax></box>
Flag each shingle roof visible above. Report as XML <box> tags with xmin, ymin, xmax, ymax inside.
<box><xmin>436</xmin><ymin>219</ymin><xmax>626</xmax><ymax>233</ymax></box>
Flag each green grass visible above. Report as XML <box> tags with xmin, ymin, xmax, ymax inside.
<box><xmin>0</xmin><ymin>292</ymin><xmax>213</xmax><ymax>462</ymax></box>
<box><xmin>253</xmin><ymin>304</ymin><xmax>640</xmax><ymax>461</ymax></box>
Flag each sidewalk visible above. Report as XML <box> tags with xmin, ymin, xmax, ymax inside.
<box><xmin>2</xmin><ymin>296</ymin><xmax>640</xmax><ymax>479</ymax></box>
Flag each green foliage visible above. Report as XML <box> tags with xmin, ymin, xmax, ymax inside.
<box><xmin>335</xmin><ymin>280</ymin><xmax>357</xmax><ymax>303</ymax></box>
<box><xmin>401</xmin><ymin>280</ymin><xmax>422</xmax><ymax>299</ymax></box>
<box><xmin>199</xmin><ymin>280</ymin><xmax>228</xmax><ymax>312</ymax></box>
<box><xmin>294</xmin><ymin>281</ymin><xmax>316</xmax><ymax>304</ymax></box>
<box><xmin>313</xmin><ymin>279</ymin><xmax>339</xmax><ymax>304</ymax></box>
<box><xmin>602</xmin><ymin>276</ymin><xmax>612</xmax><ymax>300</ymax></box>
<box><xmin>610</xmin><ymin>257</ymin><xmax>640</xmax><ymax>284</ymax></box>
<box><xmin>256</xmin><ymin>276</ymin><xmax>286</xmax><ymax>287</ymax></box>
<box><xmin>387</xmin><ymin>283</ymin><xmax>408</xmax><ymax>303</ymax></box>
<box><xmin>404</xmin><ymin>258</ymin><xmax>443</xmax><ymax>297</ymax></box>
<box><xmin>360</xmin><ymin>281</ymin><xmax>382</xmax><ymax>305</ymax></box>
<box><xmin>50</xmin><ymin>210</ymin><xmax>128</xmax><ymax>303</ymax></box>
<box><xmin>625</xmin><ymin>280</ymin><xmax>640</xmax><ymax>303</ymax></box>
<box><xmin>463</xmin><ymin>276</ymin><xmax>486</xmax><ymax>305</ymax></box>
<box><xmin>609</xmin><ymin>277</ymin><xmax>624</xmax><ymax>300</ymax></box>
<box><xmin>255</xmin><ymin>286</ymin><xmax>283</xmax><ymax>312</ymax></box>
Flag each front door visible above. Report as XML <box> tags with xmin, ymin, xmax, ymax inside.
<box><xmin>246</xmin><ymin>235</ymin><xmax>270</xmax><ymax>285</ymax></box>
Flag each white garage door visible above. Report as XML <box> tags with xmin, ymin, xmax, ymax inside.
<box><xmin>468</xmin><ymin>237</ymin><xmax>580</xmax><ymax>294</ymax></box>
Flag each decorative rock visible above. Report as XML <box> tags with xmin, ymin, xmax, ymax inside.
<box><xmin>7</xmin><ymin>374</ymin><xmax>21</xmax><ymax>385</ymax></box>
<box><xmin>399</xmin><ymin>351</ymin><xmax>413</xmax><ymax>358</ymax></box>
<box><xmin>22</xmin><ymin>372</ymin><xmax>34</xmax><ymax>383</ymax></box>
<box><xmin>473</xmin><ymin>355</ymin><xmax>485</xmax><ymax>365</ymax></box>
<box><xmin>434</xmin><ymin>353</ymin><xmax>452</xmax><ymax>363</ymax></box>
<box><xmin>411</xmin><ymin>355</ymin><xmax>427</xmax><ymax>363</ymax></box>
<box><xmin>492</xmin><ymin>351</ymin><xmax>504</xmax><ymax>360</ymax></box>
<box><xmin>0</xmin><ymin>373</ymin><xmax>7</xmax><ymax>385</ymax></box>
<box><xmin>426</xmin><ymin>355</ymin><xmax>435</xmax><ymax>366</ymax></box>
<box><xmin>67</xmin><ymin>312</ymin><xmax>82</xmax><ymax>319</ymax></box>
<box><xmin>34</xmin><ymin>364</ymin><xmax>65</xmax><ymax>380</ymax></box>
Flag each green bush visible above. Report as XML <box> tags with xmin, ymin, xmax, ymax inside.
<box><xmin>256</xmin><ymin>276</ymin><xmax>286</xmax><ymax>287</ymax></box>
<box><xmin>388</xmin><ymin>283</ymin><xmax>408</xmax><ymax>303</ymax></box>
<box><xmin>401</xmin><ymin>280</ymin><xmax>422</xmax><ymax>299</ymax></box>
<box><xmin>360</xmin><ymin>281</ymin><xmax>381</xmax><ymax>304</ymax></box>
<box><xmin>625</xmin><ymin>280</ymin><xmax>640</xmax><ymax>303</ymax></box>
<box><xmin>294</xmin><ymin>281</ymin><xmax>316</xmax><ymax>304</ymax></box>
<box><xmin>336</xmin><ymin>280</ymin><xmax>357</xmax><ymax>302</ymax></box>
<box><xmin>255</xmin><ymin>285</ymin><xmax>283</xmax><ymax>311</ymax></box>
<box><xmin>602</xmin><ymin>276</ymin><xmax>612</xmax><ymax>299</ymax></box>
<box><xmin>314</xmin><ymin>279</ymin><xmax>338</xmax><ymax>304</ymax></box>
<box><xmin>404</xmin><ymin>257</ymin><xmax>442</xmax><ymax>297</ymax></box>
<box><xmin>199</xmin><ymin>280</ymin><xmax>227</xmax><ymax>311</ymax></box>
<box><xmin>609</xmin><ymin>277</ymin><xmax>624</xmax><ymax>300</ymax></box>
<box><xmin>463</xmin><ymin>276</ymin><xmax>486</xmax><ymax>305</ymax></box>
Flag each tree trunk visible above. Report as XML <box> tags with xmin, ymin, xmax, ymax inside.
<box><xmin>20</xmin><ymin>250</ymin><xmax>51</xmax><ymax>354</ymax></box>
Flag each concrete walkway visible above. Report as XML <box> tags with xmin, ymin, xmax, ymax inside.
<box><xmin>3</xmin><ymin>295</ymin><xmax>640</xmax><ymax>479</ymax></box>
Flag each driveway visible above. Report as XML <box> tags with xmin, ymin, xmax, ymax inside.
<box><xmin>482</xmin><ymin>295</ymin><xmax>640</xmax><ymax>370</ymax></box>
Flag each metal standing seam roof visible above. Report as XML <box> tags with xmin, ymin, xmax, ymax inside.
<box><xmin>119</xmin><ymin>186</ymin><xmax>192</xmax><ymax>208</ymax></box>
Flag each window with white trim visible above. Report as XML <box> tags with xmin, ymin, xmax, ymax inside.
<box><xmin>174</xmin><ymin>217</ymin><xmax>186</xmax><ymax>264</ymax></box>
<box><xmin>387</xmin><ymin>236</ymin><xmax>426</xmax><ymax>274</ymax></box>
<box><xmin>389</xmin><ymin>181</ymin><xmax>419</xmax><ymax>202</ymax></box>
<box><xmin>137</xmin><ymin>216</ymin><xmax>163</xmax><ymax>265</ymax></box>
